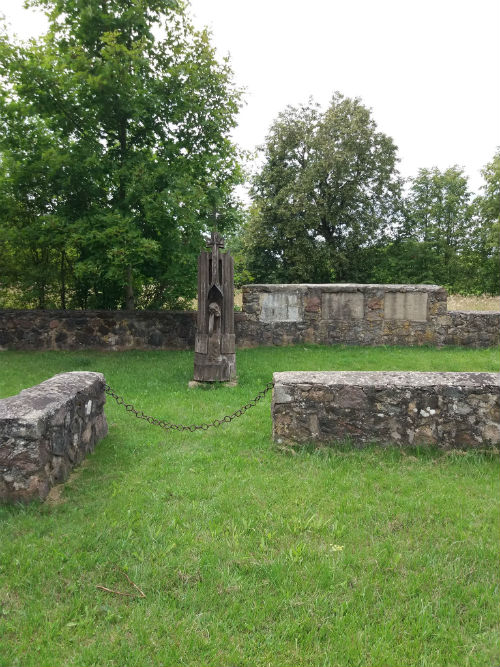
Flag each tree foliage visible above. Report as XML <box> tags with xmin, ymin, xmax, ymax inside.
<box><xmin>243</xmin><ymin>94</ymin><xmax>403</xmax><ymax>283</ymax></box>
<box><xmin>475</xmin><ymin>148</ymin><xmax>500</xmax><ymax>258</ymax></box>
<box><xmin>0</xmin><ymin>0</ymin><xmax>242</xmax><ymax>309</ymax></box>
<box><xmin>469</xmin><ymin>148</ymin><xmax>500</xmax><ymax>294</ymax></box>
<box><xmin>369</xmin><ymin>163</ymin><xmax>499</xmax><ymax>294</ymax></box>
<box><xmin>239</xmin><ymin>94</ymin><xmax>498</xmax><ymax>294</ymax></box>
<box><xmin>402</xmin><ymin>166</ymin><xmax>473</xmax><ymax>287</ymax></box>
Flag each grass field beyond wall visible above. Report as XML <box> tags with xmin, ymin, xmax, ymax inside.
<box><xmin>1</xmin><ymin>346</ymin><xmax>499</xmax><ymax>667</ymax></box>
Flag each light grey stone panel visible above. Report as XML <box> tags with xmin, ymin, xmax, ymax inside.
<box><xmin>322</xmin><ymin>292</ymin><xmax>364</xmax><ymax>320</ymax></box>
<box><xmin>384</xmin><ymin>292</ymin><xmax>428</xmax><ymax>322</ymax></box>
<box><xmin>259</xmin><ymin>292</ymin><xmax>301</xmax><ymax>322</ymax></box>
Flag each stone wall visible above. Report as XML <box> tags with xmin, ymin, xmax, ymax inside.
<box><xmin>239</xmin><ymin>283</ymin><xmax>449</xmax><ymax>347</ymax></box>
<box><xmin>0</xmin><ymin>309</ymin><xmax>196</xmax><ymax>351</ymax></box>
<box><xmin>0</xmin><ymin>284</ymin><xmax>498</xmax><ymax>351</ymax></box>
<box><xmin>272</xmin><ymin>371</ymin><xmax>500</xmax><ymax>449</ymax></box>
<box><xmin>0</xmin><ymin>372</ymin><xmax>108</xmax><ymax>502</ymax></box>
<box><xmin>446</xmin><ymin>310</ymin><xmax>500</xmax><ymax>348</ymax></box>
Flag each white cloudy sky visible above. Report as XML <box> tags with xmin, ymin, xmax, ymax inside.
<box><xmin>2</xmin><ymin>0</ymin><xmax>499</xmax><ymax>193</ymax></box>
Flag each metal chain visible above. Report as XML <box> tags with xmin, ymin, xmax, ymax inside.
<box><xmin>104</xmin><ymin>381</ymin><xmax>274</xmax><ymax>433</ymax></box>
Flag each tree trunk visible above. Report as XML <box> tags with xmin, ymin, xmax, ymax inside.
<box><xmin>118</xmin><ymin>115</ymin><xmax>133</xmax><ymax>309</ymax></box>
<box><xmin>38</xmin><ymin>284</ymin><xmax>45</xmax><ymax>310</ymax></box>
<box><xmin>126</xmin><ymin>265</ymin><xmax>135</xmax><ymax>310</ymax></box>
<box><xmin>60</xmin><ymin>249</ymin><xmax>66</xmax><ymax>310</ymax></box>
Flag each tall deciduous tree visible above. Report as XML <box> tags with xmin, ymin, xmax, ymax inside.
<box><xmin>0</xmin><ymin>0</ymin><xmax>242</xmax><ymax>309</ymax></box>
<box><xmin>244</xmin><ymin>94</ymin><xmax>403</xmax><ymax>283</ymax></box>
<box><xmin>403</xmin><ymin>166</ymin><xmax>473</xmax><ymax>288</ymax></box>
<box><xmin>468</xmin><ymin>149</ymin><xmax>500</xmax><ymax>293</ymax></box>
<box><xmin>0</xmin><ymin>115</ymin><xmax>73</xmax><ymax>308</ymax></box>
<box><xmin>476</xmin><ymin>149</ymin><xmax>500</xmax><ymax>245</ymax></box>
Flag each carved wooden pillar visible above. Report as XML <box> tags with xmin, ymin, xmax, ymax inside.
<box><xmin>193</xmin><ymin>232</ymin><xmax>236</xmax><ymax>382</ymax></box>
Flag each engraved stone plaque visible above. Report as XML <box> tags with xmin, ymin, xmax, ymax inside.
<box><xmin>259</xmin><ymin>293</ymin><xmax>301</xmax><ymax>322</ymax></box>
<box><xmin>384</xmin><ymin>292</ymin><xmax>428</xmax><ymax>322</ymax></box>
<box><xmin>321</xmin><ymin>292</ymin><xmax>364</xmax><ymax>320</ymax></box>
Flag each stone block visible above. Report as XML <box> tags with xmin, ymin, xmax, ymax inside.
<box><xmin>273</xmin><ymin>385</ymin><xmax>294</xmax><ymax>404</ymax></box>
<box><xmin>334</xmin><ymin>386</ymin><xmax>368</xmax><ymax>409</ymax></box>
<box><xmin>272</xmin><ymin>371</ymin><xmax>500</xmax><ymax>449</ymax></box>
<box><xmin>0</xmin><ymin>372</ymin><xmax>108</xmax><ymax>502</ymax></box>
<box><xmin>304</xmin><ymin>296</ymin><xmax>321</xmax><ymax>312</ymax></box>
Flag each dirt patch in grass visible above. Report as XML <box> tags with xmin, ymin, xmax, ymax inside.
<box><xmin>45</xmin><ymin>460</ymin><xmax>90</xmax><ymax>505</ymax></box>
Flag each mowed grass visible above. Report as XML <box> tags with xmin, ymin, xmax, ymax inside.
<box><xmin>0</xmin><ymin>345</ymin><xmax>499</xmax><ymax>667</ymax></box>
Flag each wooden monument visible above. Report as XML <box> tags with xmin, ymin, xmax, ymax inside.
<box><xmin>193</xmin><ymin>231</ymin><xmax>236</xmax><ymax>383</ymax></box>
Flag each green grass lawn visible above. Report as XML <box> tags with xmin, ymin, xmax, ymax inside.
<box><xmin>1</xmin><ymin>345</ymin><xmax>499</xmax><ymax>667</ymax></box>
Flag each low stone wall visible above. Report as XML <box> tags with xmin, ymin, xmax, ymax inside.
<box><xmin>0</xmin><ymin>285</ymin><xmax>498</xmax><ymax>351</ymax></box>
<box><xmin>0</xmin><ymin>309</ymin><xmax>196</xmax><ymax>351</ymax></box>
<box><xmin>0</xmin><ymin>372</ymin><xmax>108</xmax><ymax>502</ymax></box>
<box><xmin>272</xmin><ymin>371</ymin><xmax>500</xmax><ymax>449</ymax></box>
<box><xmin>446</xmin><ymin>311</ymin><xmax>500</xmax><ymax>348</ymax></box>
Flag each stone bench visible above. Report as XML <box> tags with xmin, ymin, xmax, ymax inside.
<box><xmin>272</xmin><ymin>371</ymin><xmax>500</xmax><ymax>449</ymax></box>
<box><xmin>0</xmin><ymin>372</ymin><xmax>107</xmax><ymax>502</ymax></box>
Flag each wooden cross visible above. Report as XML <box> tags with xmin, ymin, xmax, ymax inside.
<box><xmin>207</xmin><ymin>231</ymin><xmax>225</xmax><ymax>252</ymax></box>
<box><xmin>207</xmin><ymin>231</ymin><xmax>224</xmax><ymax>285</ymax></box>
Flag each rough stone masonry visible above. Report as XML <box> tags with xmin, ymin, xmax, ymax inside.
<box><xmin>0</xmin><ymin>284</ymin><xmax>499</xmax><ymax>350</ymax></box>
<box><xmin>0</xmin><ymin>372</ymin><xmax>107</xmax><ymax>502</ymax></box>
<box><xmin>272</xmin><ymin>371</ymin><xmax>500</xmax><ymax>449</ymax></box>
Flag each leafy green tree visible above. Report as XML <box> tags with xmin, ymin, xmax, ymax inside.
<box><xmin>0</xmin><ymin>0</ymin><xmax>242</xmax><ymax>309</ymax></box>
<box><xmin>0</xmin><ymin>111</ymin><xmax>76</xmax><ymax>308</ymax></box>
<box><xmin>467</xmin><ymin>149</ymin><xmax>500</xmax><ymax>294</ymax></box>
<box><xmin>243</xmin><ymin>94</ymin><xmax>403</xmax><ymax>283</ymax></box>
<box><xmin>400</xmin><ymin>165</ymin><xmax>500</xmax><ymax>293</ymax></box>
<box><xmin>477</xmin><ymin>149</ymin><xmax>500</xmax><ymax>226</ymax></box>
<box><xmin>381</xmin><ymin>161</ymin><xmax>499</xmax><ymax>294</ymax></box>
<box><xmin>403</xmin><ymin>166</ymin><xmax>474</xmax><ymax>288</ymax></box>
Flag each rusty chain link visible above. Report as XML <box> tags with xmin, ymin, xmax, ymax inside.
<box><xmin>104</xmin><ymin>381</ymin><xmax>274</xmax><ymax>433</ymax></box>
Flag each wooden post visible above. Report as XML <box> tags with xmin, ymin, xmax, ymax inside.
<box><xmin>193</xmin><ymin>231</ymin><xmax>236</xmax><ymax>383</ymax></box>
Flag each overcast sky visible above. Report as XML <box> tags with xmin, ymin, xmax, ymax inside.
<box><xmin>2</xmin><ymin>0</ymin><xmax>499</xmax><ymax>193</ymax></box>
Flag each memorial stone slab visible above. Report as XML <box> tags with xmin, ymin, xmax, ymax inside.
<box><xmin>321</xmin><ymin>292</ymin><xmax>364</xmax><ymax>320</ymax></box>
<box><xmin>259</xmin><ymin>292</ymin><xmax>301</xmax><ymax>322</ymax></box>
<box><xmin>384</xmin><ymin>291</ymin><xmax>428</xmax><ymax>322</ymax></box>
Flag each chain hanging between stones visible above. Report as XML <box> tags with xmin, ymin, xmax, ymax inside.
<box><xmin>104</xmin><ymin>381</ymin><xmax>274</xmax><ymax>433</ymax></box>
